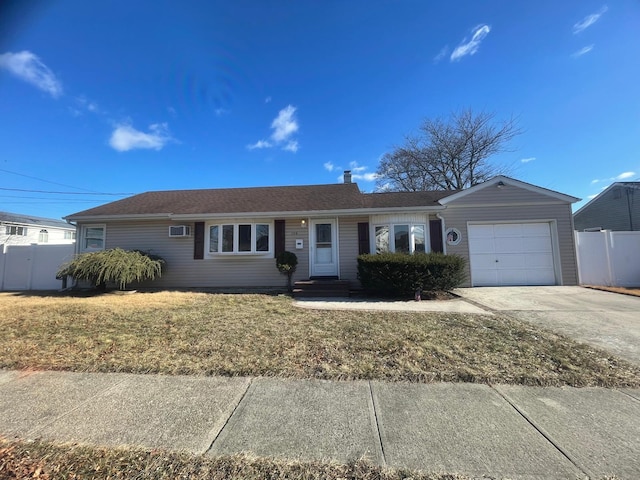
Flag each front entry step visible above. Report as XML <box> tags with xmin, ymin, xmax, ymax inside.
<box><xmin>292</xmin><ymin>279</ymin><xmax>351</xmax><ymax>298</ymax></box>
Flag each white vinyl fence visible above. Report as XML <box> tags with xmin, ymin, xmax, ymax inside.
<box><xmin>0</xmin><ymin>244</ymin><xmax>75</xmax><ymax>291</ymax></box>
<box><xmin>575</xmin><ymin>231</ymin><xmax>640</xmax><ymax>287</ymax></box>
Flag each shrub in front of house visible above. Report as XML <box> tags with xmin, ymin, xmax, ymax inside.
<box><xmin>57</xmin><ymin>248</ymin><xmax>165</xmax><ymax>291</ymax></box>
<box><xmin>357</xmin><ymin>252</ymin><xmax>466</xmax><ymax>297</ymax></box>
<box><xmin>276</xmin><ymin>250</ymin><xmax>298</xmax><ymax>292</ymax></box>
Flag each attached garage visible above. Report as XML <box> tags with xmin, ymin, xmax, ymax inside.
<box><xmin>468</xmin><ymin>222</ymin><xmax>557</xmax><ymax>286</ymax></box>
<box><xmin>438</xmin><ymin>176</ymin><xmax>580</xmax><ymax>288</ymax></box>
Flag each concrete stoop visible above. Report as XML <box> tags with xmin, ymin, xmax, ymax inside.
<box><xmin>292</xmin><ymin>279</ymin><xmax>351</xmax><ymax>298</ymax></box>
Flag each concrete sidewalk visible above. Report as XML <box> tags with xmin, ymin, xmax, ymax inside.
<box><xmin>1</xmin><ymin>369</ymin><xmax>639</xmax><ymax>479</ymax></box>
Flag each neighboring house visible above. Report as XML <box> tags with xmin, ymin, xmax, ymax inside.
<box><xmin>573</xmin><ymin>182</ymin><xmax>640</xmax><ymax>232</ymax></box>
<box><xmin>0</xmin><ymin>211</ymin><xmax>76</xmax><ymax>246</ymax></box>
<box><xmin>64</xmin><ymin>174</ymin><xmax>580</xmax><ymax>288</ymax></box>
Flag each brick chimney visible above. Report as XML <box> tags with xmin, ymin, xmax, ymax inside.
<box><xmin>343</xmin><ymin>170</ymin><xmax>352</xmax><ymax>183</ymax></box>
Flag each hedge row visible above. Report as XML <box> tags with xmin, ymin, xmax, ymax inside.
<box><xmin>357</xmin><ymin>252</ymin><xmax>466</xmax><ymax>297</ymax></box>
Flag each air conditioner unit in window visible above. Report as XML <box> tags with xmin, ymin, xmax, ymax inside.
<box><xmin>169</xmin><ymin>225</ymin><xmax>192</xmax><ymax>237</ymax></box>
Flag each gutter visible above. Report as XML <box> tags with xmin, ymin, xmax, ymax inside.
<box><xmin>67</xmin><ymin>206</ymin><xmax>448</xmax><ymax>223</ymax></box>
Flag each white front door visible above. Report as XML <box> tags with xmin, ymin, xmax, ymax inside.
<box><xmin>310</xmin><ymin>219</ymin><xmax>338</xmax><ymax>277</ymax></box>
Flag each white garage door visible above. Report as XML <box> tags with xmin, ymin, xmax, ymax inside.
<box><xmin>468</xmin><ymin>223</ymin><xmax>556</xmax><ymax>286</ymax></box>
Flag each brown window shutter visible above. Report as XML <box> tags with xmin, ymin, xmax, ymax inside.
<box><xmin>274</xmin><ymin>219</ymin><xmax>285</xmax><ymax>257</ymax></box>
<box><xmin>357</xmin><ymin>222</ymin><xmax>370</xmax><ymax>254</ymax></box>
<box><xmin>429</xmin><ymin>219</ymin><xmax>444</xmax><ymax>253</ymax></box>
<box><xmin>194</xmin><ymin>222</ymin><xmax>205</xmax><ymax>259</ymax></box>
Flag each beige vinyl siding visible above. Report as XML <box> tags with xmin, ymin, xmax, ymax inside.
<box><xmin>441</xmin><ymin>203</ymin><xmax>578</xmax><ymax>287</ymax></box>
<box><xmin>285</xmin><ymin>218</ymin><xmax>310</xmax><ymax>282</ymax></box>
<box><xmin>93</xmin><ymin>220</ymin><xmax>295</xmax><ymax>288</ymax></box>
<box><xmin>338</xmin><ymin>216</ymin><xmax>368</xmax><ymax>284</ymax></box>
<box><xmin>449</xmin><ymin>182</ymin><xmax>568</xmax><ymax>206</ymax></box>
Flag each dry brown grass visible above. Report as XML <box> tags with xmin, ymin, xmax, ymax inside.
<box><xmin>1</xmin><ymin>291</ymin><xmax>639</xmax><ymax>387</ymax></box>
<box><xmin>0</xmin><ymin>437</ymin><xmax>467</xmax><ymax>480</ymax></box>
<box><xmin>585</xmin><ymin>285</ymin><xmax>640</xmax><ymax>297</ymax></box>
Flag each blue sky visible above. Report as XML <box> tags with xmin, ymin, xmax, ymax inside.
<box><xmin>1</xmin><ymin>0</ymin><xmax>638</xmax><ymax>220</ymax></box>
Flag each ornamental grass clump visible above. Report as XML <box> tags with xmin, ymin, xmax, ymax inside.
<box><xmin>57</xmin><ymin>248</ymin><xmax>165</xmax><ymax>291</ymax></box>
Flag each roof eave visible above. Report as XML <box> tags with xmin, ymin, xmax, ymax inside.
<box><xmin>439</xmin><ymin>175</ymin><xmax>580</xmax><ymax>205</ymax></box>
<box><xmin>63</xmin><ymin>213</ymin><xmax>173</xmax><ymax>222</ymax></box>
<box><xmin>67</xmin><ymin>205</ymin><xmax>447</xmax><ymax>222</ymax></box>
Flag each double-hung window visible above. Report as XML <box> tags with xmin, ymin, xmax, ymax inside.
<box><xmin>375</xmin><ymin>223</ymin><xmax>426</xmax><ymax>254</ymax></box>
<box><xmin>209</xmin><ymin>223</ymin><xmax>270</xmax><ymax>254</ymax></box>
<box><xmin>6</xmin><ymin>226</ymin><xmax>27</xmax><ymax>236</ymax></box>
<box><xmin>81</xmin><ymin>225</ymin><xmax>105</xmax><ymax>252</ymax></box>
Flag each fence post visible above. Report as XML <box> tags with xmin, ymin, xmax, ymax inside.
<box><xmin>0</xmin><ymin>243</ymin><xmax>6</xmax><ymax>291</ymax></box>
<box><xmin>604</xmin><ymin>231</ymin><xmax>615</xmax><ymax>286</ymax></box>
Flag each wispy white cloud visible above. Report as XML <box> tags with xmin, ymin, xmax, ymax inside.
<box><xmin>247</xmin><ymin>105</ymin><xmax>300</xmax><ymax>153</ymax></box>
<box><xmin>72</xmin><ymin>95</ymin><xmax>101</xmax><ymax>115</ymax></box>
<box><xmin>247</xmin><ymin>140</ymin><xmax>272</xmax><ymax>150</ymax></box>
<box><xmin>573</xmin><ymin>6</ymin><xmax>608</xmax><ymax>34</ymax></box>
<box><xmin>433</xmin><ymin>46</ymin><xmax>449</xmax><ymax>64</ymax></box>
<box><xmin>520</xmin><ymin>157</ymin><xmax>536</xmax><ymax>163</ymax></box>
<box><xmin>109</xmin><ymin>122</ymin><xmax>173</xmax><ymax>152</ymax></box>
<box><xmin>283</xmin><ymin>140</ymin><xmax>299</xmax><ymax>153</ymax></box>
<box><xmin>350</xmin><ymin>164</ymin><xmax>367</xmax><ymax>173</ymax></box>
<box><xmin>572</xmin><ymin>45</ymin><xmax>594</xmax><ymax>57</ymax></box>
<box><xmin>271</xmin><ymin>105</ymin><xmax>299</xmax><ymax>142</ymax></box>
<box><xmin>214</xmin><ymin>107</ymin><xmax>230</xmax><ymax>117</ymax></box>
<box><xmin>450</xmin><ymin>24</ymin><xmax>491</xmax><ymax>62</ymax></box>
<box><xmin>591</xmin><ymin>171</ymin><xmax>637</xmax><ymax>184</ymax></box>
<box><xmin>331</xmin><ymin>161</ymin><xmax>378</xmax><ymax>183</ymax></box>
<box><xmin>357</xmin><ymin>172</ymin><xmax>380</xmax><ymax>182</ymax></box>
<box><xmin>0</xmin><ymin>50</ymin><xmax>62</xmax><ymax>98</ymax></box>
<box><xmin>616</xmin><ymin>171</ymin><xmax>636</xmax><ymax>180</ymax></box>
<box><xmin>265</xmin><ymin>96</ymin><xmax>272</xmax><ymax>103</ymax></box>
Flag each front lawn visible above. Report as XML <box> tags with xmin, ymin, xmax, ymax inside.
<box><xmin>1</xmin><ymin>291</ymin><xmax>638</xmax><ymax>387</ymax></box>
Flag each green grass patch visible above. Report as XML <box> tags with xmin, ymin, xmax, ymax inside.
<box><xmin>1</xmin><ymin>291</ymin><xmax>639</xmax><ymax>387</ymax></box>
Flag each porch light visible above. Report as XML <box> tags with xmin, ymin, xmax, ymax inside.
<box><xmin>301</xmin><ymin>219</ymin><xmax>307</xmax><ymax>227</ymax></box>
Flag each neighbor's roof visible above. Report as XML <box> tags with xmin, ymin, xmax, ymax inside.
<box><xmin>573</xmin><ymin>181</ymin><xmax>640</xmax><ymax>216</ymax></box>
<box><xmin>0</xmin><ymin>211</ymin><xmax>73</xmax><ymax>229</ymax></box>
<box><xmin>65</xmin><ymin>183</ymin><xmax>452</xmax><ymax>220</ymax></box>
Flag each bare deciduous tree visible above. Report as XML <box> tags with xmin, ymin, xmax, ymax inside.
<box><xmin>376</xmin><ymin>109</ymin><xmax>521</xmax><ymax>191</ymax></box>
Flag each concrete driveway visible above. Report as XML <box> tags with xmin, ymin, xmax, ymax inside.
<box><xmin>454</xmin><ymin>286</ymin><xmax>640</xmax><ymax>365</ymax></box>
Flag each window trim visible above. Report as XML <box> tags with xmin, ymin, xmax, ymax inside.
<box><xmin>5</xmin><ymin>225</ymin><xmax>27</xmax><ymax>236</ymax></box>
<box><xmin>38</xmin><ymin>229</ymin><xmax>49</xmax><ymax>243</ymax></box>
<box><xmin>374</xmin><ymin>222</ymin><xmax>428</xmax><ymax>254</ymax></box>
<box><xmin>80</xmin><ymin>224</ymin><xmax>106</xmax><ymax>252</ymax></box>
<box><xmin>206</xmin><ymin>221</ymin><xmax>273</xmax><ymax>256</ymax></box>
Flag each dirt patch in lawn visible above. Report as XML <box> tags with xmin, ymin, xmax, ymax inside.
<box><xmin>584</xmin><ymin>285</ymin><xmax>640</xmax><ymax>297</ymax></box>
<box><xmin>1</xmin><ymin>291</ymin><xmax>639</xmax><ymax>387</ymax></box>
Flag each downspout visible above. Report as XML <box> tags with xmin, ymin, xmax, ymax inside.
<box><xmin>436</xmin><ymin>213</ymin><xmax>446</xmax><ymax>254</ymax></box>
<box><xmin>65</xmin><ymin>219</ymin><xmax>79</xmax><ymax>290</ymax></box>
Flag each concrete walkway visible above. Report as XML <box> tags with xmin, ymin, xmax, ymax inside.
<box><xmin>1</xmin><ymin>369</ymin><xmax>639</xmax><ymax>479</ymax></box>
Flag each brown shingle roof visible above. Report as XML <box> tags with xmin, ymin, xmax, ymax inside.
<box><xmin>65</xmin><ymin>183</ymin><xmax>452</xmax><ymax>220</ymax></box>
<box><xmin>364</xmin><ymin>190</ymin><xmax>456</xmax><ymax>208</ymax></box>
